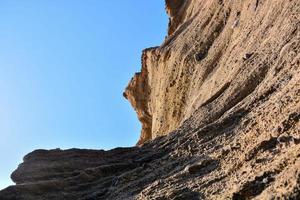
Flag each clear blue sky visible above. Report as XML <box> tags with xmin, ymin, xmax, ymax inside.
<box><xmin>0</xmin><ymin>0</ymin><xmax>167</xmax><ymax>190</ymax></box>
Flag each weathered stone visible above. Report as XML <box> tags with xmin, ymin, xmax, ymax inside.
<box><xmin>1</xmin><ymin>0</ymin><xmax>300</xmax><ymax>199</ymax></box>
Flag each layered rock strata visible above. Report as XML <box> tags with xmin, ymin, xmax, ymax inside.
<box><xmin>125</xmin><ymin>0</ymin><xmax>300</xmax><ymax>145</ymax></box>
<box><xmin>1</xmin><ymin>0</ymin><xmax>300</xmax><ymax>199</ymax></box>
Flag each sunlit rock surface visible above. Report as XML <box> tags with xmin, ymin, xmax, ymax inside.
<box><xmin>1</xmin><ymin>0</ymin><xmax>300</xmax><ymax>199</ymax></box>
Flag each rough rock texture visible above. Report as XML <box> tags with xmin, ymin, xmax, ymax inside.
<box><xmin>1</xmin><ymin>0</ymin><xmax>300</xmax><ymax>199</ymax></box>
<box><xmin>124</xmin><ymin>0</ymin><xmax>300</xmax><ymax>145</ymax></box>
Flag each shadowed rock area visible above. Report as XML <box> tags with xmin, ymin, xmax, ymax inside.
<box><xmin>1</xmin><ymin>0</ymin><xmax>300</xmax><ymax>199</ymax></box>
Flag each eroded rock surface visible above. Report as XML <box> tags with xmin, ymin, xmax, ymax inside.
<box><xmin>1</xmin><ymin>0</ymin><xmax>300</xmax><ymax>199</ymax></box>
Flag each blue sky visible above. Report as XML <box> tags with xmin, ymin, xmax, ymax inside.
<box><xmin>0</xmin><ymin>0</ymin><xmax>167</xmax><ymax>190</ymax></box>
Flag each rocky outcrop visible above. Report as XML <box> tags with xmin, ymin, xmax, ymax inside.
<box><xmin>125</xmin><ymin>0</ymin><xmax>300</xmax><ymax>145</ymax></box>
<box><xmin>1</xmin><ymin>0</ymin><xmax>300</xmax><ymax>199</ymax></box>
<box><xmin>123</xmin><ymin>47</ymin><xmax>157</xmax><ymax>145</ymax></box>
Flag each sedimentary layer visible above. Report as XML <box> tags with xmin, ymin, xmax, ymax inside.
<box><xmin>1</xmin><ymin>0</ymin><xmax>300</xmax><ymax>199</ymax></box>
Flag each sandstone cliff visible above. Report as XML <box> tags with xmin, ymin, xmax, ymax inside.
<box><xmin>1</xmin><ymin>0</ymin><xmax>300</xmax><ymax>199</ymax></box>
<box><xmin>124</xmin><ymin>0</ymin><xmax>300</xmax><ymax>145</ymax></box>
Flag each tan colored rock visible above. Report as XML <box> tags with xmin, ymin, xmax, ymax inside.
<box><xmin>125</xmin><ymin>0</ymin><xmax>300</xmax><ymax>145</ymax></box>
<box><xmin>1</xmin><ymin>0</ymin><xmax>300</xmax><ymax>199</ymax></box>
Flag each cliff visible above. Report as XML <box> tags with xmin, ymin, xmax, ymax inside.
<box><xmin>1</xmin><ymin>0</ymin><xmax>300</xmax><ymax>199</ymax></box>
<box><xmin>124</xmin><ymin>0</ymin><xmax>300</xmax><ymax>145</ymax></box>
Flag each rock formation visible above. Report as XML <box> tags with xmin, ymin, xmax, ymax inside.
<box><xmin>1</xmin><ymin>0</ymin><xmax>300</xmax><ymax>199</ymax></box>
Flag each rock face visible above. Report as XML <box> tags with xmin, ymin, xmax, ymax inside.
<box><xmin>124</xmin><ymin>0</ymin><xmax>300</xmax><ymax>145</ymax></box>
<box><xmin>1</xmin><ymin>0</ymin><xmax>300</xmax><ymax>199</ymax></box>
